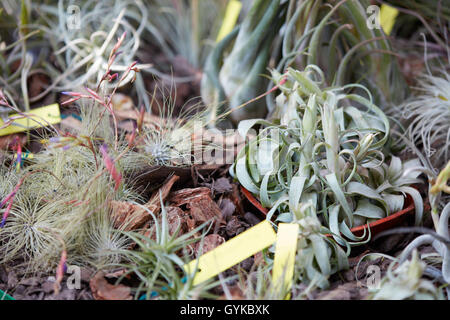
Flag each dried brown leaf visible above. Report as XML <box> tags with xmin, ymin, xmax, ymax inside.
<box><xmin>90</xmin><ymin>271</ymin><xmax>132</xmax><ymax>301</ymax></box>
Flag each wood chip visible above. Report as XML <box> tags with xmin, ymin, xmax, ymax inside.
<box><xmin>195</xmin><ymin>234</ymin><xmax>225</xmax><ymax>257</ymax></box>
<box><xmin>90</xmin><ymin>271</ymin><xmax>132</xmax><ymax>300</ymax></box>
<box><xmin>0</xmin><ymin>133</ymin><xmax>26</xmax><ymax>150</ymax></box>
<box><xmin>110</xmin><ymin>175</ymin><xmax>179</xmax><ymax>230</ymax></box>
<box><xmin>169</xmin><ymin>187</ymin><xmax>224</xmax><ymax>229</ymax></box>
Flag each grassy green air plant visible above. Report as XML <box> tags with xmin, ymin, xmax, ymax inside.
<box><xmin>267</xmin><ymin>0</ymin><xmax>408</xmax><ymax>112</ymax></box>
<box><xmin>113</xmin><ymin>200</ymin><xmax>220</xmax><ymax>300</ymax></box>
<box><xmin>0</xmin><ymin>0</ymin><xmax>44</xmax><ymax>111</ymax></box>
<box><xmin>201</xmin><ymin>0</ymin><xmax>288</xmax><ymax>124</ymax></box>
<box><xmin>141</xmin><ymin>0</ymin><xmax>227</xmax><ymax>83</ymax></box>
<box><xmin>0</xmin><ymin>116</ymin><xmax>140</xmax><ymax>272</ymax></box>
<box><xmin>231</xmin><ymin>66</ymin><xmax>424</xmax><ymax>247</ymax></box>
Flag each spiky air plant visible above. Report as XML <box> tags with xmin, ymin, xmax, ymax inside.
<box><xmin>201</xmin><ymin>0</ymin><xmax>288</xmax><ymax>125</ymax></box>
<box><xmin>368</xmin><ymin>250</ymin><xmax>445</xmax><ymax>300</ymax></box>
<box><xmin>400</xmin><ymin>71</ymin><xmax>450</xmax><ymax>170</ymax></box>
<box><xmin>25</xmin><ymin>0</ymin><xmax>152</xmax><ymax>109</ymax></box>
<box><xmin>231</xmin><ymin>66</ymin><xmax>424</xmax><ymax>246</ymax></box>
<box><xmin>0</xmin><ymin>127</ymin><xmax>140</xmax><ymax>272</ymax></box>
<box><xmin>140</xmin><ymin>0</ymin><xmax>227</xmax><ymax>83</ymax></box>
<box><xmin>0</xmin><ymin>36</ymin><xmax>142</xmax><ymax>273</ymax></box>
<box><xmin>113</xmin><ymin>200</ymin><xmax>220</xmax><ymax>300</ymax></box>
<box><xmin>122</xmin><ymin>85</ymin><xmax>212</xmax><ymax>170</ymax></box>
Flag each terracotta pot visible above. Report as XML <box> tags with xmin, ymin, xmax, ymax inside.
<box><xmin>241</xmin><ymin>186</ymin><xmax>415</xmax><ymax>239</ymax></box>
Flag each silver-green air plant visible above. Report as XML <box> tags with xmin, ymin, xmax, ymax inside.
<box><xmin>231</xmin><ymin>66</ymin><xmax>424</xmax><ymax>248</ymax></box>
<box><xmin>29</xmin><ymin>0</ymin><xmax>152</xmax><ymax>108</ymax></box>
<box><xmin>400</xmin><ymin>70</ymin><xmax>450</xmax><ymax>170</ymax></box>
<box><xmin>201</xmin><ymin>0</ymin><xmax>288</xmax><ymax>125</ymax></box>
<box><xmin>291</xmin><ymin>201</ymin><xmax>349</xmax><ymax>289</ymax></box>
<box><xmin>266</xmin><ymin>0</ymin><xmax>408</xmax><ymax>112</ymax></box>
<box><xmin>369</xmin><ymin>250</ymin><xmax>445</xmax><ymax>300</ymax></box>
<box><xmin>383</xmin><ymin>163</ymin><xmax>450</xmax><ymax>294</ymax></box>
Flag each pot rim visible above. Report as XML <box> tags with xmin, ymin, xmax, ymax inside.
<box><xmin>240</xmin><ymin>186</ymin><xmax>415</xmax><ymax>236</ymax></box>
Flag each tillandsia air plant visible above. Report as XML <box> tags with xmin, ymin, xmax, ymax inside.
<box><xmin>121</xmin><ymin>86</ymin><xmax>211</xmax><ymax>170</ymax></box>
<box><xmin>368</xmin><ymin>250</ymin><xmax>446</xmax><ymax>300</ymax></box>
<box><xmin>377</xmin><ymin>163</ymin><xmax>450</xmax><ymax>295</ymax></box>
<box><xmin>400</xmin><ymin>70</ymin><xmax>450</xmax><ymax>170</ymax></box>
<box><xmin>266</xmin><ymin>0</ymin><xmax>408</xmax><ymax>112</ymax></box>
<box><xmin>140</xmin><ymin>0</ymin><xmax>228</xmax><ymax>83</ymax></box>
<box><xmin>201</xmin><ymin>0</ymin><xmax>288</xmax><ymax>125</ymax></box>
<box><xmin>113</xmin><ymin>200</ymin><xmax>220</xmax><ymax>300</ymax></box>
<box><xmin>290</xmin><ymin>202</ymin><xmax>349</xmax><ymax>289</ymax></box>
<box><xmin>231</xmin><ymin>66</ymin><xmax>424</xmax><ymax>247</ymax></box>
<box><xmin>27</xmin><ymin>0</ymin><xmax>152</xmax><ymax>109</ymax></box>
<box><xmin>380</xmin><ymin>0</ymin><xmax>450</xmax><ymax>53</ymax></box>
<box><xmin>0</xmin><ymin>34</ymin><xmax>143</xmax><ymax>272</ymax></box>
<box><xmin>237</xmin><ymin>263</ymin><xmax>315</xmax><ymax>300</ymax></box>
<box><xmin>0</xmin><ymin>0</ymin><xmax>45</xmax><ymax>111</ymax></box>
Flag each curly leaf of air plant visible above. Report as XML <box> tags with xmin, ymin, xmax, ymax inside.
<box><xmin>399</xmin><ymin>203</ymin><xmax>450</xmax><ymax>284</ymax></box>
<box><xmin>370</xmin><ymin>250</ymin><xmax>445</xmax><ymax>300</ymax></box>
<box><xmin>401</xmin><ymin>72</ymin><xmax>450</xmax><ymax>170</ymax></box>
<box><xmin>100</xmin><ymin>144</ymin><xmax>122</xmax><ymax>191</ymax></box>
<box><xmin>231</xmin><ymin>65</ymin><xmax>423</xmax><ymax>245</ymax></box>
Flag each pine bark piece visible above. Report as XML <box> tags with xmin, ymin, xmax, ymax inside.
<box><xmin>169</xmin><ymin>187</ymin><xmax>224</xmax><ymax>229</ymax></box>
<box><xmin>110</xmin><ymin>175</ymin><xmax>179</xmax><ymax>231</ymax></box>
<box><xmin>195</xmin><ymin>234</ymin><xmax>225</xmax><ymax>257</ymax></box>
<box><xmin>0</xmin><ymin>133</ymin><xmax>26</xmax><ymax>150</ymax></box>
<box><xmin>90</xmin><ymin>271</ymin><xmax>132</xmax><ymax>301</ymax></box>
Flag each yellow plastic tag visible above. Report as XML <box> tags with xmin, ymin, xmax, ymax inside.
<box><xmin>380</xmin><ymin>4</ymin><xmax>399</xmax><ymax>36</ymax></box>
<box><xmin>184</xmin><ymin>220</ymin><xmax>276</xmax><ymax>286</ymax></box>
<box><xmin>0</xmin><ymin>104</ymin><xmax>61</xmax><ymax>136</ymax></box>
<box><xmin>272</xmin><ymin>223</ymin><xmax>299</xmax><ymax>299</ymax></box>
<box><xmin>216</xmin><ymin>0</ymin><xmax>242</xmax><ymax>42</ymax></box>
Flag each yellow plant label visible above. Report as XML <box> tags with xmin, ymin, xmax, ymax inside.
<box><xmin>216</xmin><ymin>0</ymin><xmax>242</xmax><ymax>42</ymax></box>
<box><xmin>380</xmin><ymin>4</ymin><xmax>399</xmax><ymax>36</ymax></box>
<box><xmin>272</xmin><ymin>223</ymin><xmax>299</xmax><ymax>299</ymax></box>
<box><xmin>184</xmin><ymin>220</ymin><xmax>276</xmax><ymax>286</ymax></box>
<box><xmin>0</xmin><ymin>104</ymin><xmax>61</xmax><ymax>136</ymax></box>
